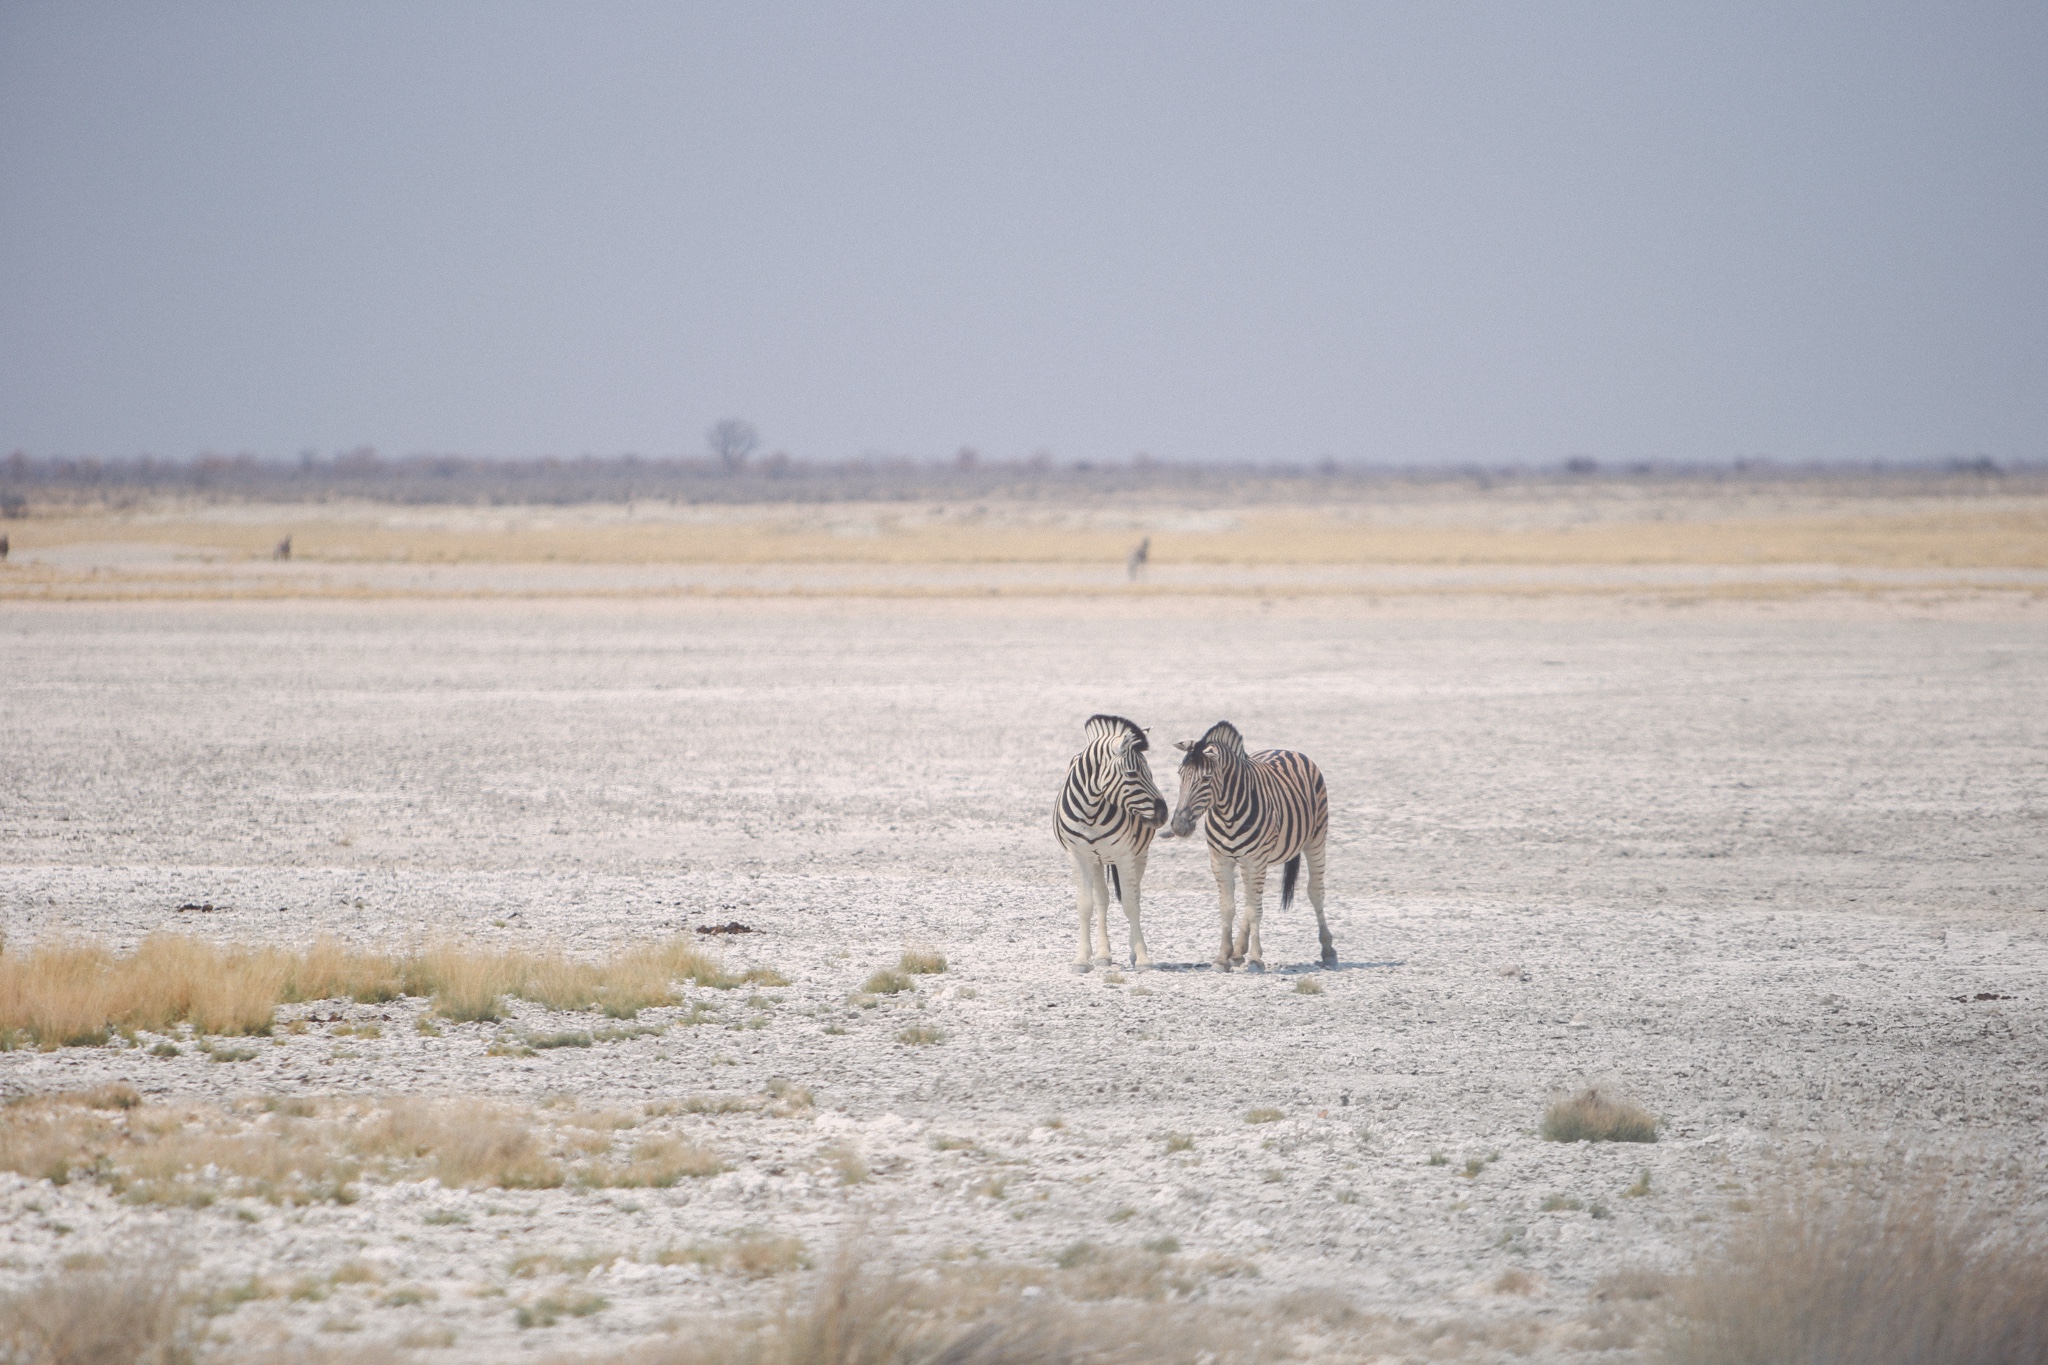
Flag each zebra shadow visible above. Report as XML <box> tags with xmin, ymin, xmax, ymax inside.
<box><xmin>1146</xmin><ymin>960</ymin><xmax>1405</xmax><ymax>974</ymax></box>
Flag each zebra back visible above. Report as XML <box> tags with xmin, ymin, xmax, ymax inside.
<box><xmin>1174</xmin><ymin>720</ymin><xmax>1327</xmax><ymax>865</ymax></box>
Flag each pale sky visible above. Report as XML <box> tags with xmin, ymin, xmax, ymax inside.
<box><xmin>2</xmin><ymin>2</ymin><xmax>2043</xmax><ymax>465</ymax></box>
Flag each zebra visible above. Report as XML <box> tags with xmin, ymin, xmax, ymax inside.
<box><xmin>1055</xmin><ymin>714</ymin><xmax>1170</xmax><ymax>971</ymax></box>
<box><xmin>1164</xmin><ymin>720</ymin><xmax>1334</xmax><ymax>972</ymax></box>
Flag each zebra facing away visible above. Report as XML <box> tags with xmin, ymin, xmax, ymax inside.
<box><xmin>1164</xmin><ymin>720</ymin><xmax>1335</xmax><ymax>972</ymax></box>
<box><xmin>1055</xmin><ymin>714</ymin><xmax>1170</xmax><ymax>971</ymax></box>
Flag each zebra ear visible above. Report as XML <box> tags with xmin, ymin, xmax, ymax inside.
<box><xmin>1174</xmin><ymin>740</ymin><xmax>1193</xmax><ymax>752</ymax></box>
<box><xmin>1202</xmin><ymin>744</ymin><xmax>1219</xmax><ymax>759</ymax></box>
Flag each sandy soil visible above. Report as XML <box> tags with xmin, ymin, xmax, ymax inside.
<box><xmin>2</xmin><ymin>571</ymin><xmax>2045</xmax><ymax>1358</ymax></box>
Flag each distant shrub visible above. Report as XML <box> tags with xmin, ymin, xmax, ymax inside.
<box><xmin>899</xmin><ymin>950</ymin><xmax>947</xmax><ymax>975</ymax></box>
<box><xmin>1541</xmin><ymin>1088</ymin><xmax>1658</xmax><ymax>1143</ymax></box>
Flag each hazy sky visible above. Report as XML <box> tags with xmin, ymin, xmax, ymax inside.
<box><xmin>2</xmin><ymin>3</ymin><xmax>2043</xmax><ymax>465</ymax></box>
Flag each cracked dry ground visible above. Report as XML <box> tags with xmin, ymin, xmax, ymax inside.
<box><xmin>3</xmin><ymin>589</ymin><xmax>2045</xmax><ymax>1360</ymax></box>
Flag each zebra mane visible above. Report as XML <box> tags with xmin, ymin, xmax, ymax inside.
<box><xmin>1176</xmin><ymin>719</ymin><xmax>1243</xmax><ymax>767</ymax></box>
<box><xmin>1084</xmin><ymin>713</ymin><xmax>1149</xmax><ymax>751</ymax></box>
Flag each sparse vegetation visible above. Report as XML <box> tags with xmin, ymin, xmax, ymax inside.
<box><xmin>1164</xmin><ymin>1132</ymin><xmax>1194</xmax><ymax>1153</ymax></box>
<box><xmin>0</xmin><ymin>933</ymin><xmax>758</xmax><ymax>1048</ymax></box>
<box><xmin>823</xmin><ymin>1141</ymin><xmax>869</xmax><ymax>1185</ymax></box>
<box><xmin>515</xmin><ymin>1290</ymin><xmax>607</xmax><ymax>1328</ymax></box>
<box><xmin>580</xmin><ymin>1136</ymin><xmax>725</xmax><ymax>1187</ymax></box>
<box><xmin>860</xmin><ymin>967</ymin><xmax>914</xmax><ymax>995</ymax></box>
<box><xmin>767</xmin><ymin>1079</ymin><xmax>815</xmax><ymax>1113</ymax></box>
<box><xmin>899</xmin><ymin>949</ymin><xmax>947</xmax><ymax>975</ymax></box>
<box><xmin>0</xmin><ymin>1090</ymin><xmax>752</xmax><ymax>1204</ymax></box>
<box><xmin>653</xmin><ymin>1231</ymin><xmax>811</xmax><ymax>1278</ymax></box>
<box><xmin>896</xmin><ymin>1023</ymin><xmax>945</xmax><ymax>1045</ymax></box>
<box><xmin>1625</xmin><ymin>1169</ymin><xmax>1653</xmax><ymax>1198</ymax></box>
<box><xmin>1541</xmin><ymin>1088</ymin><xmax>1660</xmax><ymax>1144</ymax></box>
<box><xmin>1493</xmin><ymin>1268</ymin><xmax>1538</xmax><ymax>1295</ymax></box>
<box><xmin>1294</xmin><ymin>978</ymin><xmax>1323</xmax><ymax>995</ymax></box>
<box><xmin>1244</xmin><ymin>1108</ymin><xmax>1284</xmax><ymax>1125</ymax></box>
<box><xmin>1665</xmin><ymin>1177</ymin><xmax>2048</xmax><ymax>1365</ymax></box>
<box><xmin>1541</xmin><ymin>1194</ymin><xmax>1585</xmax><ymax>1212</ymax></box>
<box><xmin>0</xmin><ymin>1261</ymin><xmax>192</xmax><ymax>1365</ymax></box>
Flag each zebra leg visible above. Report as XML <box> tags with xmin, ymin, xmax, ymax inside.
<box><xmin>1069</xmin><ymin>852</ymin><xmax>1097</xmax><ymax>972</ymax></box>
<box><xmin>1209</xmin><ymin>847</ymin><xmax>1237</xmax><ymax>971</ymax></box>
<box><xmin>1307</xmin><ymin>840</ymin><xmax>1336</xmax><ymax>966</ymax></box>
<box><xmin>1088</xmin><ymin>861</ymin><xmax>1115</xmax><ymax>965</ymax></box>
<box><xmin>1239</xmin><ymin>863</ymin><xmax>1268</xmax><ymax>972</ymax></box>
<box><xmin>1114</xmin><ymin>854</ymin><xmax>1152</xmax><ymax>969</ymax></box>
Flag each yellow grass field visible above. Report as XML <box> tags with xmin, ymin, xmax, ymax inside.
<box><xmin>7</xmin><ymin>497</ymin><xmax>2047</xmax><ymax>569</ymax></box>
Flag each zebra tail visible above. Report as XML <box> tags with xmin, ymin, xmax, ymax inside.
<box><xmin>1107</xmin><ymin>864</ymin><xmax>1122</xmax><ymax>901</ymax></box>
<box><xmin>1281</xmin><ymin>854</ymin><xmax>1301</xmax><ymax>911</ymax></box>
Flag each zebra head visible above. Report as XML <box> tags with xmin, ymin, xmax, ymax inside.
<box><xmin>1166</xmin><ymin>720</ymin><xmax>1243</xmax><ymax>837</ymax></box>
<box><xmin>1084</xmin><ymin>714</ymin><xmax>1169</xmax><ymax>828</ymax></box>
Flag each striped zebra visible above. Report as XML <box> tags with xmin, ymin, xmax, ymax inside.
<box><xmin>1055</xmin><ymin>714</ymin><xmax>1170</xmax><ymax>971</ymax></box>
<box><xmin>1164</xmin><ymin>720</ymin><xmax>1335</xmax><ymax>972</ymax></box>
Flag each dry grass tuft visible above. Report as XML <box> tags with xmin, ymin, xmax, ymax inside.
<box><xmin>1492</xmin><ymin>1268</ymin><xmax>1540</xmax><ymax>1295</ymax></box>
<box><xmin>860</xmin><ymin>967</ymin><xmax>914</xmax><ymax>995</ymax></box>
<box><xmin>1</xmin><ymin>1090</ymin><xmax>745</xmax><ymax>1203</ymax></box>
<box><xmin>1244</xmin><ymin>1107</ymin><xmax>1284</xmax><ymax>1125</ymax></box>
<box><xmin>366</xmin><ymin>1099</ymin><xmax>564</xmax><ymax>1189</ymax></box>
<box><xmin>581</xmin><ymin>1135</ymin><xmax>725</xmax><ymax>1187</ymax></box>
<box><xmin>899</xmin><ymin>949</ymin><xmax>947</xmax><ymax>975</ymax></box>
<box><xmin>895</xmin><ymin>1023</ymin><xmax>945</xmax><ymax>1045</ymax></box>
<box><xmin>1541</xmin><ymin>1087</ymin><xmax>1659</xmax><ymax>1143</ymax></box>
<box><xmin>0</xmin><ymin>933</ymin><xmax>754</xmax><ymax>1046</ymax></box>
<box><xmin>1664</xmin><ymin>1177</ymin><xmax>2048</xmax><ymax>1365</ymax></box>
<box><xmin>0</xmin><ymin>935</ymin><xmax>283</xmax><ymax>1044</ymax></box>
<box><xmin>0</xmin><ymin>1259</ymin><xmax>193</xmax><ymax>1365</ymax></box>
<box><xmin>611</xmin><ymin>1250</ymin><xmax>1278</xmax><ymax>1365</ymax></box>
<box><xmin>1293</xmin><ymin>978</ymin><xmax>1323</xmax><ymax>995</ymax></box>
<box><xmin>822</xmin><ymin>1141</ymin><xmax>869</xmax><ymax>1186</ymax></box>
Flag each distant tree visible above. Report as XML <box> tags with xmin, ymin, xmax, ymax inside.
<box><xmin>706</xmin><ymin>419</ymin><xmax>759</xmax><ymax>473</ymax></box>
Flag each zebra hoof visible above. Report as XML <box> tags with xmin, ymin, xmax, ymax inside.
<box><xmin>1211</xmin><ymin>960</ymin><xmax>1232</xmax><ymax>973</ymax></box>
<box><xmin>1070</xmin><ymin>962</ymin><xmax>1092</xmax><ymax>975</ymax></box>
<box><xmin>1321</xmin><ymin>950</ymin><xmax>1338</xmax><ymax>968</ymax></box>
<box><xmin>1243</xmin><ymin>960</ymin><xmax>1265</xmax><ymax>975</ymax></box>
<box><xmin>1092</xmin><ymin>956</ymin><xmax>1113</xmax><ymax>967</ymax></box>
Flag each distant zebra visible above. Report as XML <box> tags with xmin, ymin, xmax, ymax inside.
<box><xmin>1165</xmin><ymin>720</ymin><xmax>1334</xmax><ymax>972</ymax></box>
<box><xmin>1126</xmin><ymin>537</ymin><xmax>1150</xmax><ymax>581</ymax></box>
<box><xmin>1055</xmin><ymin>714</ymin><xmax>1170</xmax><ymax>971</ymax></box>
<box><xmin>272</xmin><ymin>536</ymin><xmax>292</xmax><ymax>561</ymax></box>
